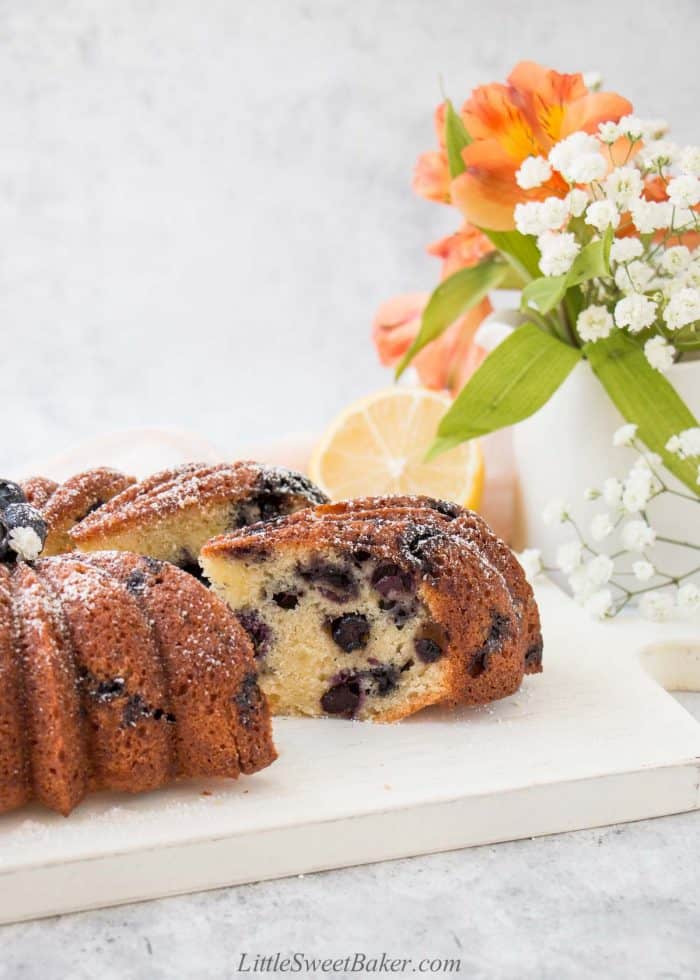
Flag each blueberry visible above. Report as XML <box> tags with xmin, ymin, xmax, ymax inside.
<box><xmin>0</xmin><ymin>503</ymin><xmax>48</xmax><ymax>562</ymax></box>
<box><xmin>525</xmin><ymin>638</ymin><xmax>543</xmax><ymax>670</ymax></box>
<box><xmin>415</xmin><ymin>637</ymin><xmax>443</xmax><ymax>663</ymax></box>
<box><xmin>0</xmin><ymin>480</ymin><xmax>26</xmax><ymax>510</ymax></box>
<box><xmin>468</xmin><ymin>611</ymin><xmax>512</xmax><ymax>678</ymax></box>
<box><xmin>370</xmin><ymin>562</ymin><xmax>414</xmax><ymax>598</ymax></box>
<box><xmin>367</xmin><ymin>664</ymin><xmax>399</xmax><ymax>696</ymax></box>
<box><xmin>273</xmin><ymin>590</ymin><xmax>301</xmax><ymax>610</ymax></box>
<box><xmin>320</xmin><ymin>677</ymin><xmax>362</xmax><ymax>717</ymax></box>
<box><xmin>330</xmin><ymin>613</ymin><xmax>370</xmax><ymax>652</ymax></box>
<box><xmin>299</xmin><ymin>560</ymin><xmax>357</xmax><ymax>603</ymax></box>
<box><xmin>236</xmin><ymin>609</ymin><xmax>272</xmax><ymax>658</ymax></box>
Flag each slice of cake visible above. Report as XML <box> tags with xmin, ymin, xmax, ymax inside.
<box><xmin>70</xmin><ymin>462</ymin><xmax>328</xmax><ymax>577</ymax></box>
<box><xmin>200</xmin><ymin>496</ymin><xmax>541</xmax><ymax>722</ymax></box>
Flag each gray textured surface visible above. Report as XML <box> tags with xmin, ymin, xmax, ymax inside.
<box><xmin>1</xmin><ymin>0</ymin><xmax>699</xmax><ymax>472</ymax></box>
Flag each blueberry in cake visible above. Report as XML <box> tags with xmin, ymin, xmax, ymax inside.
<box><xmin>0</xmin><ymin>549</ymin><xmax>276</xmax><ymax>816</ymax></box>
<box><xmin>200</xmin><ymin>495</ymin><xmax>542</xmax><ymax>722</ymax></box>
<box><xmin>69</xmin><ymin>462</ymin><xmax>328</xmax><ymax>577</ymax></box>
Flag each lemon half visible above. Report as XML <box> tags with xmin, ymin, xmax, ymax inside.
<box><xmin>309</xmin><ymin>388</ymin><xmax>484</xmax><ymax>509</ymax></box>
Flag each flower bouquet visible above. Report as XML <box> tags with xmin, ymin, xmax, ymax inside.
<box><xmin>373</xmin><ymin>61</ymin><xmax>700</xmax><ymax>500</ymax></box>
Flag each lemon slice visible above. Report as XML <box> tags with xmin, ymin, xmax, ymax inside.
<box><xmin>309</xmin><ymin>388</ymin><xmax>484</xmax><ymax>509</ymax></box>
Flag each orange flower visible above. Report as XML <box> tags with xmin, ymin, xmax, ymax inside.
<box><xmin>452</xmin><ymin>61</ymin><xmax>633</xmax><ymax>230</ymax></box>
<box><xmin>372</xmin><ymin>292</ymin><xmax>492</xmax><ymax>396</ymax></box>
<box><xmin>427</xmin><ymin>223</ymin><xmax>495</xmax><ymax>279</ymax></box>
<box><xmin>413</xmin><ymin>104</ymin><xmax>451</xmax><ymax>203</ymax></box>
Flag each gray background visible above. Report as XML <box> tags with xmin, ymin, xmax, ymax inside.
<box><xmin>2</xmin><ymin>3</ymin><xmax>700</xmax><ymax>977</ymax></box>
<box><xmin>2</xmin><ymin>0</ymin><xmax>699</xmax><ymax>473</ymax></box>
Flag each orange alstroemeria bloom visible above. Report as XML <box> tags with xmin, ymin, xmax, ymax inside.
<box><xmin>427</xmin><ymin>223</ymin><xmax>495</xmax><ymax>279</ymax></box>
<box><xmin>372</xmin><ymin>292</ymin><xmax>492</xmax><ymax>397</ymax></box>
<box><xmin>413</xmin><ymin>103</ymin><xmax>451</xmax><ymax>203</ymax></box>
<box><xmin>451</xmin><ymin>61</ymin><xmax>633</xmax><ymax>230</ymax></box>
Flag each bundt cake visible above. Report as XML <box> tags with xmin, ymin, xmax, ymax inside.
<box><xmin>22</xmin><ymin>468</ymin><xmax>137</xmax><ymax>556</ymax></box>
<box><xmin>200</xmin><ymin>495</ymin><xmax>542</xmax><ymax>722</ymax></box>
<box><xmin>0</xmin><ymin>551</ymin><xmax>276</xmax><ymax>816</ymax></box>
<box><xmin>69</xmin><ymin>462</ymin><xmax>328</xmax><ymax>577</ymax></box>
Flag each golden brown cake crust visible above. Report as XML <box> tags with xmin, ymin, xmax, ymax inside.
<box><xmin>70</xmin><ymin>462</ymin><xmax>328</xmax><ymax>549</ymax></box>
<box><xmin>21</xmin><ymin>476</ymin><xmax>59</xmax><ymax>510</ymax></box>
<box><xmin>0</xmin><ymin>551</ymin><xmax>276</xmax><ymax>817</ymax></box>
<box><xmin>35</xmin><ymin>468</ymin><xmax>137</xmax><ymax>556</ymax></box>
<box><xmin>202</xmin><ymin>495</ymin><xmax>542</xmax><ymax>720</ymax></box>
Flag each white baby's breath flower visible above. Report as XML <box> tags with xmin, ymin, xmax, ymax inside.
<box><xmin>621</xmin><ymin>519</ymin><xmax>656</xmax><ymax>553</ymax></box>
<box><xmin>602</xmin><ymin>477</ymin><xmax>624</xmax><ymax>506</ymax></box>
<box><xmin>556</xmin><ymin>540</ymin><xmax>583</xmax><ymax>574</ymax></box>
<box><xmin>622</xmin><ymin>466</ymin><xmax>656</xmax><ymax>512</ymax></box>
<box><xmin>590</xmin><ymin>513</ymin><xmax>614</xmax><ymax>541</ymax></box>
<box><xmin>583</xmin><ymin>71</ymin><xmax>602</xmax><ymax>91</ymax></box>
<box><xmin>539</xmin><ymin>197</ymin><xmax>571</xmax><ymax>230</ymax></box>
<box><xmin>583</xmin><ymin>487</ymin><xmax>600</xmax><ymax>501</ymax></box>
<box><xmin>605</xmin><ymin>167</ymin><xmax>643</xmax><ymax>208</ymax></box>
<box><xmin>610</xmin><ymin>238</ymin><xmax>644</xmax><ymax>264</ymax></box>
<box><xmin>543</xmin><ymin>497</ymin><xmax>568</xmax><ymax>526</ymax></box>
<box><xmin>667</xmin><ymin>427</ymin><xmax>700</xmax><ymax>458</ymax></box>
<box><xmin>667</xmin><ymin>174</ymin><xmax>700</xmax><ymax>209</ymax></box>
<box><xmin>613</xmin><ymin>423</ymin><xmax>638</xmax><ymax>447</ymax></box>
<box><xmin>663</xmin><ymin>287</ymin><xmax>700</xmax><ymax>330</ymax></box>
<box><xmin>644</xmin><ymin>335</ymin><xmax>676</xmax><ymax>372</ymax></box>
<box><xmin>639</xmin><ymin>140</ymin><xmax>678</xmax><ymax>171</ymax></box>
<box><xmin>576</xmin><ymin>304</ymin><xmax>613</xmax><ymax>342</ymax></box>
<box><xmin>584</xmin><ymin>588</ymin><xmax>614</xmax><ymax>619</ymax></box>
<box><xmin>538</xmin><ymin>231</ymin><xmax>580</xmax><ymax>276</ymax></box>
<box><xmin>569</xmin><ymin>152</ymin><xmax>607</xmax><ymax>184</ymax></box>
<box><xmin>639</xmin><ymin>590</ymin><xmax>675</xmax><ymax>622</ymax></box>
<box><xmin>614</xmin><ymin>294</ymin><xmax>657</xmax><ymax>333</ymax></box>
<box><xmin>566</xmin><ymin>188</ymin><xmax>589</xmax><ymax>217</ymax></box>
<box><xmin>516</xmin><ymin>155</ymin><xmax>553</xmax><ymax>190</ymax></box>
<box><xmin>614</xmin><ymin>259</ymin><xmax>655</xmax><ymax>294</ymax></box>
<box><xmin>598</xmin><ymin>121</ymin><xmax>621</xmax><ymax>144</ymax></box>
<box><xmin>585</xmin><ymin>200</ymin><xmax>620</xmax><ymax>231</ymax></box>
<box><xmin>549</xmin><ymin>132</ymin><xmax>601</xmax><ymax>182</ymax></box>
<box><xmin>630</xmin><ymin>198</ymin><xmax>672</xmax><ymax>234</ymax></box>
<box><xmin>671</xmin><ymin>207</ymin><xmax>697</xmax><ymax>231</ymax></box>
<box><xmin>517</xmin><ymin>548</ymin><xmax>542</xmax><ymax>582</ymax></box>
<box><xmin>586</xmin><ymin>554</ymin><xmax>615</xmax><ymax>587</ymax></box>
<box><xmin>660</xmin><ymin>245</ymin><xmax>692</xmax><ymax>275</ymax></box>
<box><xmin>643</xmin><ymin>119</ymin><xmax>670</xmax><ymax>140</ymax></box>
<box><xmin>677</xmin><ymin>582</ymin><xmax>700</xmax><ymax>613</ymax></box>
<box><xmin>514</xmin><ymin>201</ymin><xmax>547</xmax><ymax>237</ymax></box>
<box><xmin>618</xmin><ymin>115</ymin><xmax>646</xmax><ymax>141</ymax></box>
<box><xmin>679</xmin><ymin>146</ymin><xmax>700</xmax><ymax>177</ymax></box>
<box><xmin>632</xmin><ymin>560</ymin><xmax>655</xmax><ymax>582</ymax></box>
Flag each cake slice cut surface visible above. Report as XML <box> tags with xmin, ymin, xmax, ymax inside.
<box><xmin>201</xmin><ymin>496</ymin><xmax>541</xmax><ymax>722</ymax></box>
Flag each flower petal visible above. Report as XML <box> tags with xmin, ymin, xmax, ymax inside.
<box><xmin>452</xmin><ymin>140</ymin><xmax>530</xmax><ymax>230</ymax></box>
<box><xmin>461</xmin><ymin>82</ymin><xmax>538</xmax><ymax>161</ymax></box>
<box><xmin>427</xmin><ymin>224</ymin><xmax>494</xmax><ymax>278</ymax></box>
<box><xmin>507</xmin><ymin>61</ymin><xmax>588</xmax><ymax>150</ymax></box>
<box><xmin>561</xmin><ymin>91</ymin><xmax>633</xmax><ymax>137</ymax></box>
<box><xmin>372</xmin><ymin>293</ymin><xmax>428</xmax><ymax>366</ymax></box>
<box><xmin>413</xmin><ymin>149</ymin><xmax>451</xmax><ymax>203</ymax></box>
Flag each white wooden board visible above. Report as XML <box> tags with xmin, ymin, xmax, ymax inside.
<box><xmin>2</xmin><ymin>430</ymin><xmax>699</xmax><ymax>924</ymax></box>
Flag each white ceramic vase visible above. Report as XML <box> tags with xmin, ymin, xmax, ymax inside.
<box><xmin>511</xmin><ymin>359</ymin><xmax>700</xmax><ymax>575</ymax></box>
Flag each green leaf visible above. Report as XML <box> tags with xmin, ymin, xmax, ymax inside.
<box><xmin>395</xmin><ymin>255</ymin><xmax>507</xmax><ymax>378</ymax></box>
<box><xmin>521</xmin><ymin>232</ymin><xmax>613</xmax><ymax>315</ymax></box>
<box><xmin>483</xmin><ymin>229</ymin><xmax>541</xmax><ymax>282</ymax></box>
<box><xmin>585</xmin><ymin>330</ymin><xmax>699</xmax><ymax>494</ymax></box>
<box><xmin>428</xmin><ymin>322</ymin><xmax>582</xmax><ymax>457</ymax></box>
<box><xmin>444</xmin><ymin>100</ymin><xmax>471</xmax><ymax>178</ymax></box>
